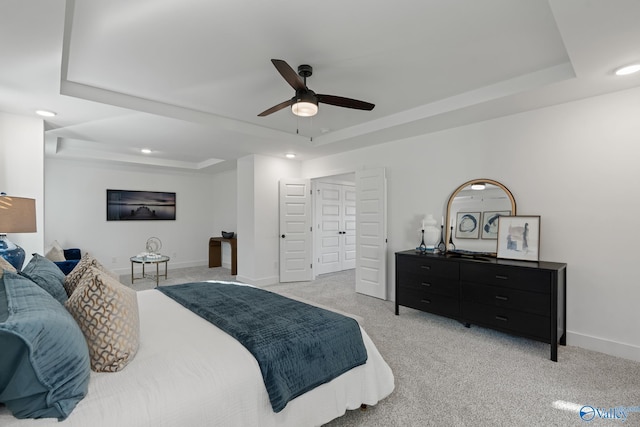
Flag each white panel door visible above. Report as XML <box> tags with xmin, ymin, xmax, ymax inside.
<box><xmin>342</xmin><ymin>185</ymin><xmax>357</xmax><ymax>270</ymax></box>
<box><xmin>279</xmin><ymin>179</ymin><xmax>312</xmax><ymax>282</ymax></box>
<box><xmin>315</xmin><ymin>182</ymin><xmax>342</xmax><ymax>275</ymax></box>
<box><xmin>355</xmin><ymin>168</ymin><xmax>387</xmax><ymax>299</ymax></box>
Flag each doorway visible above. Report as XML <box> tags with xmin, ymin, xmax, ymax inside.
<box><xmin>279</xmin><ymin>168</ymin><xmax>387</xmax><ymax>300</ymax></box>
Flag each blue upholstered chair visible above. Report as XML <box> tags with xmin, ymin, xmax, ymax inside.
<box><xmin>54</xmin><ymin>248</ymin><xmax>82</xmax><ymax>275</ymax></box>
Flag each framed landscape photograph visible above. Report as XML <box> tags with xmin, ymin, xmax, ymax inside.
<box><xmin>497</xmin><ymin>215</ymin><xmax>540</xmax><ymax>261</ymax></box>
<box><xmin>455</xmin><ymin>212</ymin><xmax>481</xmax><ymax>239</ymax></box>
<box><xmin>107</xmin><ymin>190</ymin><xmax>176</xmax><ymax>221</ymax></box>
<box><xmin>481</xmin><ymin>210</ymin><xmax>511</xmax><ymax>239</ymax></box>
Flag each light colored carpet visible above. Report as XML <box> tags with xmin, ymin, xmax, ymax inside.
<box><xmin>123</xmin><ymin>266</ymin><xmax>640</xmax><ymax>426</ymax></box>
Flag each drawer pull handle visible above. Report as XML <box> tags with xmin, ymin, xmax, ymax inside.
<box><xmin>420</xmin><ymin>299</ymin><xmax>431</xmax><ymax>304</ymax></box>
<box><xmin>495</xmin><ymin>295</ymin><xmax>508</xmax><ymax>301</ymax></box>
<box><xmin>421</xmin><ymin>265</ymin><xmax>431</xmax><ymax>270</ymax></box>
<box><xmin>495</xmin><ymin>315</ymin><xmax>508</xmax><ymax>322</ymax></box>
<box><xmin>495</xmin><ymin>275</ymin><xmax>509</xmax><ymax>280</ymax></box>
<box><xmin>421</xmin><ymin>282</ymin><xmax>431</xmax><ymax>287</ymax></box>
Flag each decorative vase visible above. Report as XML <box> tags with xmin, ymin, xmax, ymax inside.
<box><xmin>423</xmin><ymin>214</ymin><xmax>440</xmax><ymax>249</ymax></box>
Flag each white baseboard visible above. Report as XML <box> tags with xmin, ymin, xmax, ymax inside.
<box><xmin>568</xmin><ymin>331</ymin><xmax>640</xmax><ymax>362</ymax></box>
<box><xmin>235</xmin><ymin>274</ymin><xmax>279</xmax><ymax>287</ymax></box>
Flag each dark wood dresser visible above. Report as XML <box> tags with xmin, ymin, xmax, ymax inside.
<box><xmin>395</xmin><ymin>250</ymin><xmax>567</xmax><ymax>361</ymax></box>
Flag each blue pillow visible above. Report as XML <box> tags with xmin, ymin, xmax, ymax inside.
<box><xmin>0</xmin><ymin>271</ymin><xmax>90</xmax><ymax>420</ymax></box>
<box><xmin>20</xmin><ymin>253</ymin><xmax>68</xmax><ymax>304</ymax></box>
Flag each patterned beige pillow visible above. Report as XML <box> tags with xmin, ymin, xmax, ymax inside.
<box><xmin>64</xmin><ymin>253</ymin><xmax>114</xmax><ymax>296</ymax></box>
<box><xmin>65</xmin><ymin>266</ymin><xmax>140</xmax><ymax>372</ymax></box>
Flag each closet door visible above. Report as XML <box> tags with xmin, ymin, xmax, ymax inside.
<box><xmin>315</xmin><ymin>182</ymin><xmax>356</xmax><ymax>275</ymax></box>
<box><xmin>315</xmin><ymin>182</ymin><xmax>342</xmax><ymax>275</ymax></box>
<box><xmin>341</xmin><ymin>185</ymin><xmax>357</xmax><ymax>270</ymax></box>
<box><xmin>355</xmin><ymin>168</ymin><xmax>387</xmax><ymax>300</ymax></box>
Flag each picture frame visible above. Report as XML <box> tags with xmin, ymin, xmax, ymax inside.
<box><xmin>455</xmin><ymin>212</ymin><xmax>481</xmax><ymax>239</ymax></box>
<box><xmin>107</xmin><ymin>189</ymin><xmax>176</xmax><ymax>221</ymax></box>
<box><xmin>481</xmin><ymin>210</ymin><xmax>511</xmax><ymax>240</ymax></box>
<box><xmin>496</xmin><ymin>215</ymin><xmax>540</xmax><ymax>261</ymax></box>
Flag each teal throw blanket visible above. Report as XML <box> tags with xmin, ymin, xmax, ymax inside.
<box><xmin>157</xmin><ymin>281</ymin><xmax>367</xmax><ymax>412</ymax></box>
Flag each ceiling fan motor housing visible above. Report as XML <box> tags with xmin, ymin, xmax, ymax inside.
<box><xmin>297</xmin><ymin>64</ymin><xmax>313</xmax><ymax>79</ymax></box>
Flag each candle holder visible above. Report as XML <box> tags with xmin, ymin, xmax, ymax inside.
<box><xmin>448</xmin><ymin>225</ymin><xmax>456</xmax><ymax>251</ymax></box>
<box><xmin>436</xmin><ymin>225</ymin><xmax>446</xmax><ymax>253</ymax></box>
<box><xmin>417</xmin><ymin>229</ymin><xmax>427</xmax><ymax>252</ymax></box>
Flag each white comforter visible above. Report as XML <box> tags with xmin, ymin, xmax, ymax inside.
<box><xmin>0</xmin><ymin>289</ymin><xmax>394</xmax><ymax>426</ymax></box>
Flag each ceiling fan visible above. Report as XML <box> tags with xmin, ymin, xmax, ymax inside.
<box><xmin>258</xmin><ymin>59</ymin><xmax>375</xmax><ymax>117</ymax></box>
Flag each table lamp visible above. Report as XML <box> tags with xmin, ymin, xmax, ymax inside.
<box><xmin>0</xmin><ymin>194</ymin><xmax>37</xmax><ymax>270</ymax></box>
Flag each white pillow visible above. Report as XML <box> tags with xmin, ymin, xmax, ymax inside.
<box><xmin>45</xmin><ymin>240</ymin><xmax>66</xmax><ymax>262</ymax></box>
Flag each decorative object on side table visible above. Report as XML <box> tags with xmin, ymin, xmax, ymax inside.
<box><xmin>221</xmin><ymin>231</ymin><xmax>235</xmax><ymax>239</ymax></box>
<box><xmin>496</xmin><ymin>215</ymin><xmax>540</xmax><ymax>261</ymax></box>
<box><xmin>146</xmin><ymin>237</ymin><xmax>162</xmax><ymax>257</ymax></box>
<box><xmin>0</xmin><ymin>193</ymin><xmax>37</xmax><ymax>270</ymax></box>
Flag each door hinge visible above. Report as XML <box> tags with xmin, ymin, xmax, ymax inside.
<box><xmin>310</xmin><ymin>263</ymin><xmax>313</xmax><ymax>269</ymax></box>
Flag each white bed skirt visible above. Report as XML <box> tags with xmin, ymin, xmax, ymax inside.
<box><xmin>0</xmin><ymin>289</ymin><xmax>394</xmax><ymax>426</ymax></box>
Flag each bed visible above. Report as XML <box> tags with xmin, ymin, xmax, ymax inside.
<box><xmin>0</xmin><ymin>278</ymin><xmax>394</xmax><ymax>426</ymax></box>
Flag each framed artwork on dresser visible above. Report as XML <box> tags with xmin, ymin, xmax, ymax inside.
<box><xmin>497</xmin><ymin>215</ymin><xmax>540</xmax><ymax>261</ymax></box>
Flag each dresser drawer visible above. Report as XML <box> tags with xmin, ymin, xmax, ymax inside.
<box><xmin>461</xmin><ymin>282</ymin><xmax>550</xmax><ymax>317</ymax></box>
<box><xmin>462</xmin><ymin>301</ymin><xmax>550</xmax><ymax>342</ymax></box>
<box><xmin>398</xmin><ymin>274</ymin><xmax>459</xmax><ymax>298</ymax></box>
<box><xmin>397</xmin><ymin>255</ymin><xmax>459</xmax><ymax>279</ymax></box>
<box><xmin>460</xmin><ymin>263</ymin><xmax>551</xmax><ymax>294</ymax></box>
<box><xmin>397</xmin><ymin>287</ymin><xmax>460</xmax><ymax>317</ymax></box>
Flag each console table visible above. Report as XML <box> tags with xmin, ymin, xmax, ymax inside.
<box><xmin>395</xmin><ymin>250</ymin><xmax>566</xmax><ymax>361</ymax></box>
<box><xmin>209</xmin><ymin>237</ymin><xmax>237</xmax><ymax>275</ymax></box>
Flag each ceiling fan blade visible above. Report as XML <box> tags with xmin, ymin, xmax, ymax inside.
<box><xmin>271</xmin><ymin>59</ymin><xmax>306</xmax><ymax>91</ymax></box>
<box><xmin>317</xmin><ymin>94</ymin><xmax>375</xmax><ymax>111</ymax></box>
<box><xmin>258</xmin><ymin>99</ymin><xmax>292</xmax><ymax>117</ymax></box>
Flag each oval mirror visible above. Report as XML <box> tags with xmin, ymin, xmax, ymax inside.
<box><xmin>445</xmin><ymin>179</ymin><xmax>516</xmax><ymax>254</ymax></box>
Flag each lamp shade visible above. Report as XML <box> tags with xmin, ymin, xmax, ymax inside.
<box><xmin>0</xmin><ymin>196</ymin><xmax>37</xmax><ymax>233</ymax></box>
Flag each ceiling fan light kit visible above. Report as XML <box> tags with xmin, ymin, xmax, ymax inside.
<box><xmin>291</xmin><ymin>91</ymin><xmax>318</xmax><ymax>117</ymax></box>
<box><xmin>259</xmin><ymin>59</ymin><xmax>374</xmax><ymax>117</ymax></box>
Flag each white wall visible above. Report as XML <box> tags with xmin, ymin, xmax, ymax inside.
<box><xmin>210</xmin><ymin>168</ymin><xmax>237</xmax><ymax>268</ymax></box>
<box><xmin>302</xmin><ymin>86</ymin><xmax>640</xmax><ymax>362</ymax></box>
<box><xmin>44</xmin><ymin>158</ymin><xmax>216</xmax><ymax>273</ymax></box>
<box><xmin>0</xmin><ymin>112</ymin><xmax>45</xmax><ymax>259</ymax></box>
<box><xmin>236</xmin><ymin>154</ymin><xmax>300</xmax><ymax>285</ymax></box>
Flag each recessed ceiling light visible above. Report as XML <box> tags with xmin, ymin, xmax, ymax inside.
<box><xmin>35</xmin><ymin>110</ymin><xmax>56</xmax><ymax>117</ymax></box>
<box><xmin>141</xmin><ymin>148</ymin><xmax>152</xmax><ymax>154</ymax></box>
<box><xmin>614</xmin><ymin>63</ymin><xmax>640</xmax><ymax>76</ymax></box>
<box><xmin>285</xmin><ymin>153</ymin><xmax>296</xmax><ymax>159</ymax></box>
